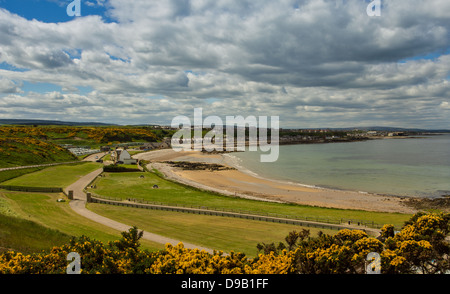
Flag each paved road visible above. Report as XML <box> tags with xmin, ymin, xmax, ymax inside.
<box><xmin>64</xmin><ymin>168</ymin><xmax>216</xmax><ymax>254</ymax></box>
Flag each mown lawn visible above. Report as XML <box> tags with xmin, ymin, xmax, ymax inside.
<box><xmin>2</xmin><ymin>162</ymin><xmax>102</xmax><ymax>188</ymax></box>
<box><xmin>88</xmin><ymin>202</ymin><xmax>336</xmax><ymax>256</ymax></box>
<box><xmin>0</xmin><ymin>167</ymin><xmax>46</xmax><ymax>183</ymax></box>
<box><xmin>91</xmin><ymin>171</ymin><xmax>412</xmax><ymax>229</ymax></box>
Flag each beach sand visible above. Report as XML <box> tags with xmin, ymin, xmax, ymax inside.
<box><xmin>134</xmin><ymin>149</ymin><xmax>416</xmax><ymax>214</ymax></box>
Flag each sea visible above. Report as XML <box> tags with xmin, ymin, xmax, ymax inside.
<box><xmin>227</xmin><ymin>134</ymin><xmax>450</xmax><ymax>198</ymax></box>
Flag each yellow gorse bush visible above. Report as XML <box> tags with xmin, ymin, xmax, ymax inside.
<box><xmin>245</xmin><ymin>250</ymin><xmax>296</xmax><ymax>274</ymax></box>
<box><xmin>146</xmin><ymin>243</ymin><xmax>219</xmax><ymax>274</ymax></box>
<box><xmin>0</xmin><ymin>126</ymin><xmax>158</xmax><ymax>144</ymax></box>
<box><xmin>0</xmin><ymin>213</ymin><xmax>449</xmax><ymax>274</ymax></box>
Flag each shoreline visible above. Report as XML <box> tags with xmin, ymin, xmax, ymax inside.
<box><xmin>220</xmin><ymin>152</ymin><xmax>421</xmax><ymax>200</ymax></box>
<box><xmin>134</xmin><ymin>149</ymin><xmax>418</xmax><ymax>214</ymax></box>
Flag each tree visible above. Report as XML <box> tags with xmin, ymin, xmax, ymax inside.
<box><xmin>112</xmin><ymin>226</ymin><xmax>143</xmax><ymax>252</ymax></box>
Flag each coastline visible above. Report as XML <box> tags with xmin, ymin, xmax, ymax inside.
<box><xmin>134</xmin><ymin>149</ymin><xmax>418</xmax><ymax>214</ymax></box>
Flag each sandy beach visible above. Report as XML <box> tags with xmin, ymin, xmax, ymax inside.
<box><xmin>134</xmin><ymin>149</ymin><xmax>417</xmax><ymax>214</ymax></box>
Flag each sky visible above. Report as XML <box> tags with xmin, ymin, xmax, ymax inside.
<box><xmin>0</xmin><ymin>0</ymin><xmax>449</xmax><ymax>129</ymax></box>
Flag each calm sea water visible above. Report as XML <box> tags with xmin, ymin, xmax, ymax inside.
<box><xmin>228</xmin><ymin>134</ymin><xmax>450</xmax><ymax>198</ymax></box>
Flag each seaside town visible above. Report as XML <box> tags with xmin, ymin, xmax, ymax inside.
<box><xmin>57</xmin><ymin>127</ymin><xmax>415</xmax><ymax>157</ymax></box>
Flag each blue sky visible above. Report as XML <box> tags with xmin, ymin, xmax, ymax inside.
<box><xmin>0</xmin><ymin>0</ymin><xmax>109</xmax><ymax>23</ymax></box>
<box><xmin>0</xmin><ymin>62</ymin><xmax>29</xmax><ymax>72</ymax></box>
<box><xmin>0</xmin><ymin>0</ymin><xmax>449</xmax><ymax>128</ymax></box>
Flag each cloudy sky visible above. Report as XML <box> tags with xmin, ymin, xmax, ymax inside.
<box><xmin>0</xmin><ymin>0</ymin><xmax>449</xmax><ymax>128</ymax></box>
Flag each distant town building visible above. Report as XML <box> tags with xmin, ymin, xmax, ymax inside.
<box><xmin>139</xmin><ymin>138</ymin><xmax>171</xmax><ymax>151</ymax></box>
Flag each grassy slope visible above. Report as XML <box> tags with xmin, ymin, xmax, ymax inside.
<box><xmin>0</xmin><ymin>213</ymin><xmax>71</xmax><ymax>254</ymax></box>
<box><xmin>0</xmin><ymin>125</ymin><xmax>165</xmax><ymax>168</ymax></box>
<box><xmin>2</xmin><ymin>162</ymin><xmax>102</xmax><ymax>188</ymax></box>
<box><xmin>0</xmin><ymin>167</ymin><xmax>46</xmax><ymax>183</ymax></box>
<box><xmin>91</xmin><ymin>171</ymin><xmax>412</xmax><ymax>228</ymax></box>
<box><xmin>0</xmin><ymin>162</ymin><xmax>162</xmax><ymax>253</ymax></box>
<box><xmin>0</xmin><ymin>192</ymin><xmax>163</xmax><ymax>253</ymax></box>
<box><xmin>0</xmin><ymin>192</ymin><xmax>71</xmax><ymax>253</ymax></box>
<box><xmin>0</xmin><ymin>138</ymin><xmax>78</xmax><ymax>168</ymax></box>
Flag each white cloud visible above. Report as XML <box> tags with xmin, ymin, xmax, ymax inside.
<box><xmin>0</xmin><ymin>1</ymin><xmax>449</xmax><ymax>128</ymax></box>
<box><xmin>0</xmin><ymin>78</ymin><xmax>22</xmax><ymax>94</ymax></box>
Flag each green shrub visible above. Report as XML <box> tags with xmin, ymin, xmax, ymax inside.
<box><xmin>103</xmin><ymin>165</ymin><xmax>139</xmax><ymax>173</ymax></box>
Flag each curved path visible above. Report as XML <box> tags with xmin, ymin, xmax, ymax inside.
<box><xmin>64</xmin><ymin>168</ymin><xmax>216</xmax><ymax>254</ymax></box>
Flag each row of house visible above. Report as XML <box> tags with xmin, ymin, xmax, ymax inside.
<box><xmin>139</xmin><ymin>138</ymin><xmax>171</xmax><ymax>151</ymax></box>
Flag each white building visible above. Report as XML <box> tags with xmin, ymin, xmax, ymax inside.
<box><xmin>111</xmin><ymin>148</ymin><xmax>137</xmax><ymax>165</ymax></box>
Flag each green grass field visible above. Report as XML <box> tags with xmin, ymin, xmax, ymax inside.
<box><xmin>2</xmin><ymin>162</ymin><xmax>102</xmax><ymax>188</ymax></box>
<box><xmin>91</xmin><ymin>171</ymin><xmax>412</xmax><ymax>229</ymax></box>
<box><xmin>88</xmin><ymin>202</ymin><xmax>336</xmax><ymax>256</ymax></box>
<box><xmin>0</xmin><ymin>125</ymin><xmax>172</xmax><ymax>168</ymax></box>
